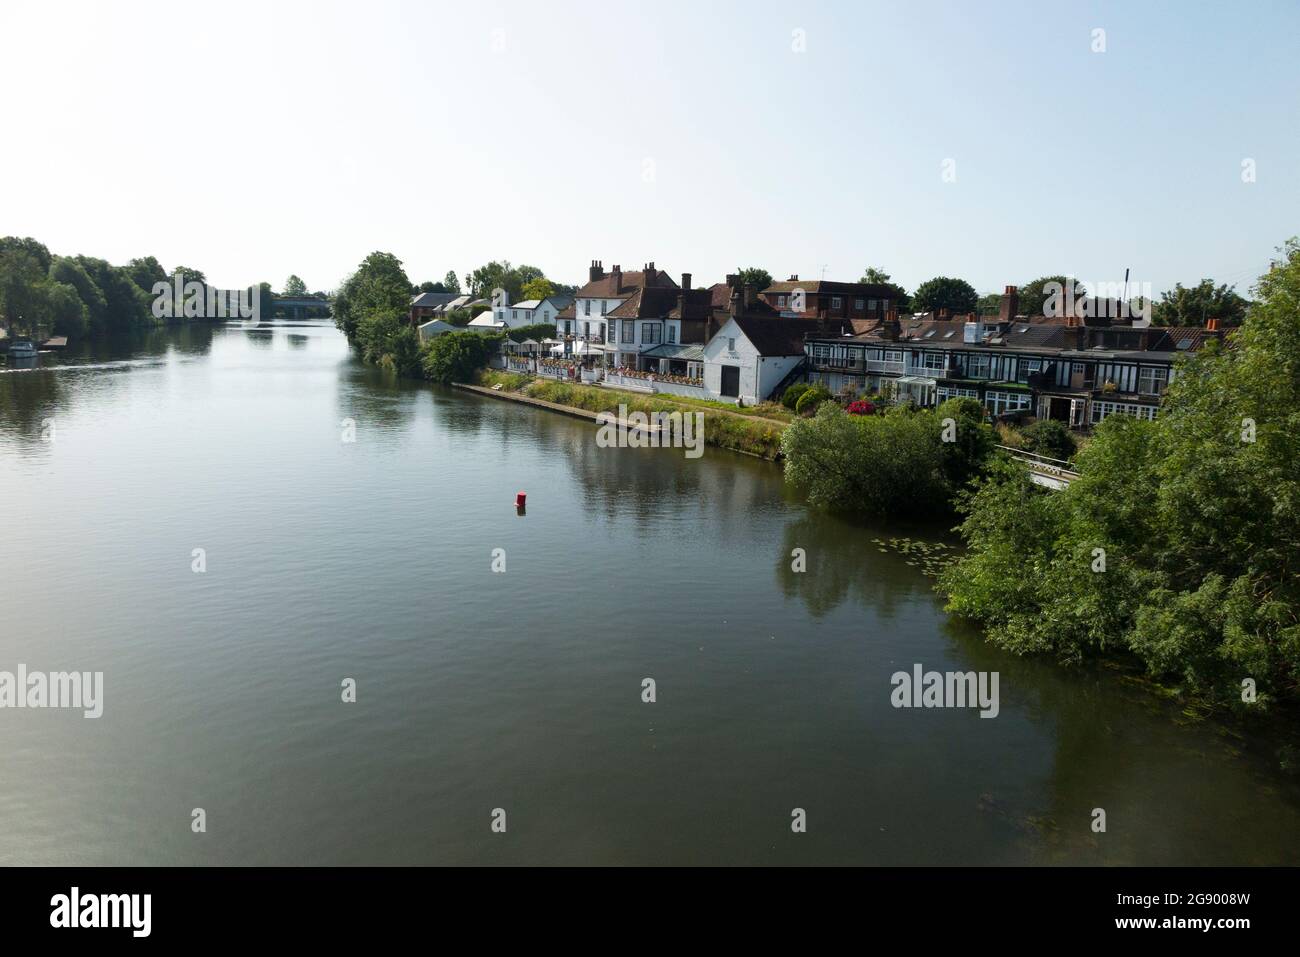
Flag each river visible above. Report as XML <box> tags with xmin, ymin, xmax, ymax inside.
<box><xmin>1</xmin><ymin>319</ymin><xmax>1297</xmax><ymax>865</ymax></box>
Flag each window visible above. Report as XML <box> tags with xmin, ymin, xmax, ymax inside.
<box><xmin>854</xmin><ymin>298</ymin><xmax>865</xmax><ymax>310</ymax></box>
<box><xmin>583</xmin><ymin>322</ymin><xmax>590</xmax><ymax>338</ymax></box>
<box><xmin>584</xmin><ymin>300</ymin><xmax>591</xmax><ymax>316</ymax></box>
<box><xmin>728</xmin><ymin>338</ymin><xmax>736</xmax><ymax>352</ymax></box>
<box><xmin>563</xmin><ymin>321</ymin><xmax>572</xmax><ymax>334</ymax></box>
<box><xmin>643</xmin><ymin>323</ymin><xmax>660</xmax><ymax>344</ymax></box>
<box><xmin>868</xmin><ymin>299</ymin><xmax>878</xmax><ymax>311</ymax></box>
<box><xmin>1138</xmin><ymin>366</ymin><xmax>1168</xmax><ymax>395</ymax></box>
<box><xmin>986</xmin><ymin>391</ymin><xmax>1031</xmax><ymax>417</ymax></box>
<box><xmin>621</xmin><ymin>322</ymin><xmax>634</xmax><ymax>344</ymax></box>
<box><xmin>831</xmin><ymin>296</ymin><xmax>843</xmax><ymax>309</ymax></box>
<box><xmin>600</xmin><ymin>301</ymin><xmax>607</xmax><ymax>316</ymax></box>
<box><xmin>1091</xmin><ymin>401</ymin><xmax>1158</xmax><ymax>424</ymax></box>
<box><xmin>777</xmin><ymin>295</ymin><xmax>787</xmax><ymax>307</ymax></box>
<box><xmin>922</xmin><ymin>352</ymin><xmax>946</xmax><ymax>371</ymax></box>
<box><xmin>1018</xmin><ymin>359</ymin><xmax>1041</xmax><ymax>382</ymax></box>
<box><xmin>1071</xmin><ymin>362</ymin><xmax>1085</xmax><ymax>374</ymax></box>
<box><xmin>667</xmin><ymin>325</ymin><xmax>676</xmax><ymax>344</ymax></box>
<box><xmin>884</xmin><ymin>350</ymin><xmax>903</xmax><ymax>364</ymax></box>
<box><xmin>937</xmin><ymin>385</ymin><xmax>979</xmax><ymax>402</ymax></box>
<box><xmin>967</xmin><ymin>355</ymin><xmax>992</xmax><ymax>378</ymax></box>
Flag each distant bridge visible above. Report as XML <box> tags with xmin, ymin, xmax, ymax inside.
<box><xmin>997</xmin><ymin>445</ymin><xmax>1080</xmax><ymax>490</ymax></box>
<box><xmin>271</xmin><ymin>296</ymin><xmax>333</xmax><ymax>319</ymax></box>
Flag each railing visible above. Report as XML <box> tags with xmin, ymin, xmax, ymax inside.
<box><xmin>997</xmin><ymin>444</ymin><xmax>1080</xmax><ymax>488</ymax></box>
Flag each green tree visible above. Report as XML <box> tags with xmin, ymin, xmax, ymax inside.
<box><xmin>1018</xmin><ymin>275</ymin><xmax>1083</xmax><ymax>319</ymax></box>
<box><xmin>125</xmin><ymin>256</ymin><xmax>167</xmax><ymax>294</ymax></box>
<box><xmin>941</xmin><ymin>238</ymin><xmax>1300</xmax><ymax>702</ymax></box>
<box><xmin>912</xmin><ymin>276</ymin><xmax>978</xmax><ymax>314</ymax></box>
<box><xmin>520</xmin><ymin>277</ymin><xmax>555</xmax><ymax>301</ymax></box>
<box><xmin>333</xmin><ymin>251</ymin><xmax>412</xmax><ymax>342</ymax></box>
<box><xmin>50</xmin><ymin>257</ymin><xmax>107</xmax><ymax>327</ymax></box>
<box><xmin>1153</xmin><ymin>279</ymin><xmax>1250</xmax><ymax>327</ymax></box>
<box><xmin>860</xmin><ymin>267</ymin><xmax>911</xmax><ymax>311</ymax></box>
<box><xmin>781</xmin><ymin>403</ymin><xmax>952</xmax><ymax>516</ymax></box>
<box><xmin>284</xmin><ymin>275</ymin><xmax>308</xmax><ymax>297</ymax></box>
<box><xmin>420</xmin><ymin>330</ymin><xmax>500</xmax><ymax>383</ymax></box>
<box><xmin>71</xmin><ymin>257</ymin><xmax>152</xmax><ymax>332</ymax></box>
<box><xmin>936</xmin><ymin>396</ymin><xmax>996</xmax><ymax>488</ymax></box>
<box><xmin>443</xmin><ymin>270</ymin><xmax>462</xmax><ymax>294</ymax></box>
<box><xmin>976</xmin><ymin>292</ymin><xmax>1001</xmax><ymax>316</ymax></box>
<box><xmin>736</xmin><ymin>267</ymin><xmax>773</xmax><ymax>292</ymax></box>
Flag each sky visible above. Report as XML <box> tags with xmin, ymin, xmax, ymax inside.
<box><xmin>2</xmin><ymin>0</ymin><xmax>1297</xmax><ymax>299</ymax></box>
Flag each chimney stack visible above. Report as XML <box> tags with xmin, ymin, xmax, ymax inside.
<box><xmin>589</xmin><ymin>260</ymin><xmax>604</xmax><ymax>283</ymax></box>
<box><xmin>610</xmin><ymin>264</ymin><xmax>622</xmax><ymax>291</ymax></box>
<box><xmin>743</xmin><ymin>283</ymin><xmax>755</xmax><ymax>311</ymax></box>
<box><xmin>643</xmin><ymin>262</ymin><xmax>656</xmax><ymax>285</ymax></box>
<box><xmin>1206</xmin><ymin>317</ymin><xmax>1220</xmax><ymax>332</ymax></box>
<box><xmin>788</xmin><ymin>274</ymin><xmax>799</xmax><ymax>281</ymax></box>
<box><xmin>998</xmin><ymin>285</ymin><xmax>1019</xmax><ymax>323</ymax></box>
<box><xmin>880</xmin><ymin>307</ymin><xmax>901</xmax><ymax>341</ymax></box>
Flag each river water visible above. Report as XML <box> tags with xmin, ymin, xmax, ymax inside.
<box><xmin>1</xmin><ymin>319</ymin><xmax>1296</xmax><ymax>865</ymax></box>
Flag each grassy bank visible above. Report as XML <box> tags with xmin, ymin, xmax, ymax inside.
<box><xmin>476</xmin><ymin>370</ymin><xmax>788</xmax><ymax>459</ymax></box>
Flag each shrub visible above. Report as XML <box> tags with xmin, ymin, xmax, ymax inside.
<box><xmin>795</xmin><ymin>384</ymin><xmax>833</xmax><ymax>416</ymax></box>
<box><xmin>846</xmin><ymin>399</ymin><xmax>875</xmax><ymax>416</ymax></box>
<box><xmin>782</xmin><ymin>382</ymin><xmax>812</xmax><ymax>410</ymax></box>
<box><xmin>421</xmin><ymin>330</ymin><xmax>501</xmax><ymax>383</ymax></box>
<box><xmin>1020</xmin><ymin>419</ymin><xmax>1076</xmax><ymax>462</ymax></box>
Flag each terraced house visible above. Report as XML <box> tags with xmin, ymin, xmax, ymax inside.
<box><xmin>803</xmin><ymin>286</ymin><xmax>1220</xmax><ymax>429</ymax></box>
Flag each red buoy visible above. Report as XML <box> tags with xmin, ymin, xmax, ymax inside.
<box><xmin>515</xmin><ymin>491</ymin><xmax>527</xmax><ymax>508</ymax></box>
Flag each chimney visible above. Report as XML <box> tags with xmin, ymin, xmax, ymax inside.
<box><xmin>939</xmin><ymin>307</ymin><xmax>950</xmax><ymax>320</ymax></box>
<box><xmin>880</xmin><ymin>307</ymin><xmax>901</xmax><ymax>341</ymax></box>
<box><xmin>643</xmin><ymin>261</ymin><xmax>656</xmax><ymax>285</ymax></box>
<box><xmin>1206</xmin><ymin>317</ymin><xmax>1220</xmax><ymax>332</ymax></box>
<box><xmin>589</xmin><ymin>260</ymin><xmax>604</xmax><ymax>283</ymax></box>
<box><xmin>729</xmin><ymin>284</ymin><xmax>741</xmax><ymax>320</ymax></box>
<box><xmin>678</xmin><ymin>273</ymin><xmax>692</xmax><ymax>324</ymax></box>
<box><xmin>610</xmin><ymin>264</ymin><xmax>622</xmax><ymax>291</ymax></box>
<box><xmin>743</xmin><ymin>283</ymin><xmax>755</xmax><ymax>312</ymax></box>
<box><xmin>998</xmin><ymin>285</ymin><xmax>1019</xmax><ymax>323</ymax></box>
<box><xmin>788</xmin><ymin>274</ymin><xmax>798</xmax><ymax>282</ymax></box>
<box><xmin>681</xmin><ymin>272</ymin><xmax>691</xmax><ymax>291</ymax></box>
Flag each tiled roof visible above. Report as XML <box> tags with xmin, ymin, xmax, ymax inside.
<box><xmin>730</xmin><ymin>316</ymin><xmax>823</xmax><ymax>356</ymax></box>
<box><xmin>761</xmin><ymin>279</ymin><xmax>898</xmax><ymax>297</ymax></box>
<box><xmin>574</xmin><ymin>269</ymin><xmax>676</xmax><ymax>300</ymax></box>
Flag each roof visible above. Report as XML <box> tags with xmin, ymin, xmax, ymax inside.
<box><xmin>728</xmin><ymin>316</ymin><xmax>823</xmax><ymax>356</ymax></box>
<box><xmin>411</xmin><ymin>292</ymin><xmax>459</xmax><ymax>308</ymax></box>
<box><xmin>761</xmin><ymin>279</ymin><xmax>898</xmax><ymax>297</ymax></box>
<box><xmin>642</xmin><ymin>343</ymin><xmax>706</xmax><ymax>362</ymax></box>
<box><xmin>574</xmin><ymin>268</ymin><xmax>677</xmax><ymax>300</ymax></box>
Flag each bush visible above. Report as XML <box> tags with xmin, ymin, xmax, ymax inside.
<box><xmin>421</xmin><ymin>330</ymin><xmax>501</xmax><ymax>383</ymax></box>
<box><xmin>1020</xmin><ymin>419</ymin><xmax>1076</xmax><ymax>462</ymax></box>
<box><xmin>782</xmin><ymin>382</ymin><xmax>812</xmax><ymax>410</ymax></box>
<box><xmin>846</xmin><ymin>399</ymin><xmax>875</xmax><ymax>416</ymax></box>
<box><xmin>795</xmin><ymin>384</ymin><xmax>832</xmax><ymax>416</ymax></box>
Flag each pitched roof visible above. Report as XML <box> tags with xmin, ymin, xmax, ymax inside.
<box><xmin>411</xmin><ymin>291</ymin><xmax>459</xmax><ymax>308</ymax></box>
<box><xmin>761</xmin><ymin>279</ymin><xmax>898</xmax><ymax>297</ymax></box>
<box><xmin>574</xmin><ymin>268</ymin><xmax>677</xmax><ymax>300</ymax></box>
<box><xmin>729</xmin><ymin>316</ymin><xmax>823</xmax><ymax>356</ymax></box>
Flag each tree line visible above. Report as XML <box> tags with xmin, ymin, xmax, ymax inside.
<box><xmin>0</xmin><ymin>236</ymin><xmax>328</xmax><ymax>340</ymax></box>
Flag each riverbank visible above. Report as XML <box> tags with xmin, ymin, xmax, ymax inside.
<box><xmin>472</xmin><ymin>369</ymin><xmax>789</xmax><ymax>459</ymax></box>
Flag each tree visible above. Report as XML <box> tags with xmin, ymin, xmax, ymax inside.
<box><xmin>860</xmin><ymin>266</ymin><xmax>911</xmax><ymax>311</ymax></box>
<box><xmin>332</xmin><ymin>251</ymin><xmax>412</xmax><ymax>342</ymax></box>
<box><xmin>941</xmin><ymin>238</ymin><xmax>1300</xmax><ymax>703</ymax></box>
<box><xmin>936</xmin><ymin>396</ymin><xmax>996</xmax><ymax>488</ymax></box>
<box><xmin>170</xmin><ymin>265</ymin><xmax>207</xmax><ymax>286</ymax></box>
<box><xmin>520</xmin><ymin>277</ymin><xmax>555</xmax><ymax>302</ymax></box>
<box><xmin>781</xmin><ymin>403</ymin><xmax>953</xmax><ymax>516</ymax></box>
<box><xmin>420</xmin><ymin>330</ymin><xmax>500</xmax><ymax>383</ymax></box>
<box><xmin>911</xmin><ymin>276</ymin><xmax>978</xmax><ymax>314</ymax></box>
<box><xmin>1018</xmin><ymin>275</ymin><xmax>1084</xmax><ymax>319</ymax></box>
<box><xmin>125</xmin><ymin>256</ymin><xmax>167</xmax><ymax>294</ymax></box>
<box><xmin>0</xmin><ymin>237</ymin><xmax>52</xmax><ymax>275</ymax></box>
<box><xmin>1153</xmin><ymin>279</ymin><xmax>1250</xmax><ymax>327</ymax></box>
<box><xmin>50</xmin><ymin>257</ymin><xmax>107</xmax><ymax>328</ymax></box>
<box><xmin>284</xmin><ymin>275</ymin><xmax>308</xmax><ymax>297</ymax></box>
<box><xmin>1019</xmin><ymin>419</ymin><xmax>1076</xmax><ymax>462</ymax></box>
<box><xmin>468</xmin><ymin>261</ymin><xmax>547</xmax><ymax>302</ymax></box>
<box><xmin>736</xmin><ymin>267</ymin><xmax>773</xmax><ymax>292</ymax></box>
<box><xmin>976</xmin><ymin>293</ymin><xmax>1001</xmax><ymax>316</ymax></box>
<box><xmin>71</xmin><ymin>257</ymin><xmax>151</xmax><ymax>332</ymax></box>
<box><xmin>443</xmin><ymin>270</ymin><xmax>461</xmax><ymax>294</ymax></box>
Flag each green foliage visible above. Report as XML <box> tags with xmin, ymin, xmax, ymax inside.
<box><xmin>332</xmin><ymin>251</ymin><xmax>412</xmax><ymax>342</ymax></box>
<box><xmin>1019</xmin><ymin>419</ymin><xmax>1076</xmax><ymax>461</ymax></box>
<box><xmin>736</xmin><ymin>267</ymin><xmax>773</xmax><ymax>292</ymax></box>
<box><xmin>859</xmin><ymin>266</ymin><xmax>911</xmax><ymax>310</ymax></box>
<box><xmin>283</xmin><ymin>275</ymin><xmax>307</xmax><ymax>297</ymax></box>
<box><xmin>467</xmin><ymin>260</ymin><xmax>546</xmax><ymax>302</ymax></box>
<box><xmin>782</xmin><ymin>382</ymin><xmax>812</xmax><ymax>410</ymax></box>
<box><xmin>1153</xmin><ymin>279</ymin><xmax>1250</xmax><ymax>327</ymax></box>
<box><xmin>421</xmin><ymin>330</ymin><xmax>500</xmax><ymax>384</ymax></box>
<box><xmin>505</xmin><ymin>322</ymin><xmax>556</xmax><ymax>342</ymax></box>
<box><xmin>125</xmin><ymin>256</ymin><xmax>166</xmax><ymax>294</ymax></box>
<box><xmin>443</xmin><ymin>270</ymin><xmax>461</xmax><ymax>294</ymax></box>
<box><xmin>1018</xmin><ymin>275</ymin><xmax>1082</xmax><ymax>319</ymax></box>
<box><xmin>795</xmin><ymin>384</ymin><xmax>832</xmax><ymax>416</ymax></box>
<box><xmin>941</xmin><ymin>239</ymin><xmax>1300</xmax><ymax>703</ymax></box>
<box><xmin>520</xmin><ymin>277</ymin><xmax>555</xmax><ymax>302</ymax></box>
<box><xmin>936</xmin><ymin>397</ymin><xmax>996</xmax><ymax>488</ymax></box>
<box><xmin>912</xmin><ymin>276</ymin><xmax>978</xmax><ymax>314</ymax></box>
<box><xmin>781</xmin><ymin>403</ymin><xmax>954</xmax><ymax>516</ymax></box>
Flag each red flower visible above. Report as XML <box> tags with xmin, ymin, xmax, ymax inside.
<box><xmin>847</xmin><ymin>400</ymin><xmax>875</xmax><ymax>416</ymax></box>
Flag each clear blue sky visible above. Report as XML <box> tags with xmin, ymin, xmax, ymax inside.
<box><xmin>2</xmin><ymin>0</ymin><xmax>1296</xmax><ymax>298</ymax></box>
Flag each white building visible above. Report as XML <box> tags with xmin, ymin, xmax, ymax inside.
<box><xmin>703</xmin><ymin>316</ymin><xmax>821</xmax><ymax>405</ymax></box>
<box><xmin>492</xmin><ymin>295</ymin><xmax>573</xmax><ymax>329</ymax></box>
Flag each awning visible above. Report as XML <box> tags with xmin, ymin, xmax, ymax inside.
<box><xmin>895</xmin><ymin>375</ymin><xmax>936</xmax><ymax>386</ymax></box>
<box><xmin>549</xmin><ymin>341</ymin><xmax>613</xmax><ymax>356</ymax></box>
<box><xmin>641</xmin><ymin>343</ymin><xmax>705</xmax><ymax>362</ymax></box>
